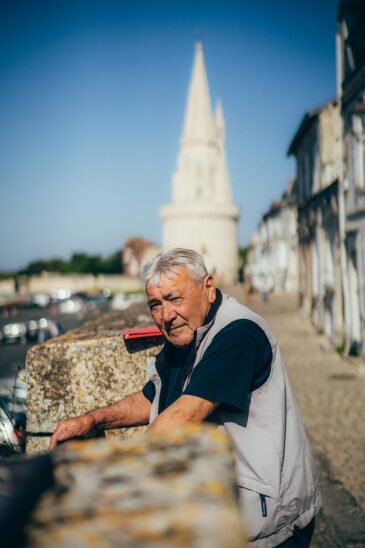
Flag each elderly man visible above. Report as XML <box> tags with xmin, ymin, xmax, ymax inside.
<box><xmin>50</xmin><ymin>248</ymin><xmax>321</xmax><ymax>547</ymax></box>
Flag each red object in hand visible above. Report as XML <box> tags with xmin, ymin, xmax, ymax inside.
<box><xmin>121</xmin><ymin>326</ymin><xmax>163</xmax><ymax>340</ymax></box>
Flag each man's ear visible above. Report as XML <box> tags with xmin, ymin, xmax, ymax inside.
<box><xmin>204</xmin><ymin>275</ymin><xmax>216</xmax><ymax>303</ymax></box>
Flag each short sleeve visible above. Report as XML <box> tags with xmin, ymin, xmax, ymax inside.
<box><xmin>142</xmin><ymin>380</ymin><xmax>156</xmax><ymax>403</ymax></box>
<box><xmin>183</xmin><ymin>320</ymin><xmax>272</xmax><ymax>412</ymax></box>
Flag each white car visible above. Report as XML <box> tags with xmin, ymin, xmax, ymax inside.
<box><xmin>2</xmin><ymin>322</ymin><xmax>27</xmax><ymax>344</ymax></box>
<box><xmin>111</xmin><ymin>292</ymin><xmax>145</xmax><ymax>310</ymax></box>
<box><xmin>29</xmin><ymin>293</ymin><xmax>51</xmax><ymax>308</ymax></box>
<box><xmin>58</xmin><ymin>297</ymin><xmax>85</xmax><ymax>315</ymax></box>
<box><xmin>26</xmin><ymin>318</ymin><xmax>62</xmax><ymax>343</ymax></box>
<box><xmin>0</xmin><ymin>407</ymin><xmax>21</xmax><ymax>456</ymax></box>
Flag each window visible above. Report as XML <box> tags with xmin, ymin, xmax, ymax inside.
<box><xmin>351</xmin><ymin>114</ymin><xmax>365</xmax><ymax>190</ymax></box>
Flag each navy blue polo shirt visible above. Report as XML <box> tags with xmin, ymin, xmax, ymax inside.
<box><xmin>142</xmin><ymin>290</ymin><xmax>272</xmax><ymax>416</ymax></box>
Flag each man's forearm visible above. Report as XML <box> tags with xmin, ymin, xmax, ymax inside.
<box><xmin>88</xmin><ymin>391</ymin><xmax>151</xmax><ymax>430</ymax></box>
<box><xmin>148</xmin><ymin>394</ymin><xmax>218</xmax><ymax>432</ymax></box>
<box><xmin>49</xmin><ymin>390</ymin><xmax>151</xmax><ymax>449</ymax></box>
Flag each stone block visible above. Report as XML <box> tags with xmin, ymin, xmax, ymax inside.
<box><xmin>26</xmin><ymin>436</ymin><xmax>50</xmax><ymax>456</ymax></box>
<box><xmin>27</xmin><ymin>425</ymin><xmax>247</xmax><ymax>547</ymax></box>
<box><xmin>26</xmin><ymin>305</ymin><xmax>163</xmax><ymax>453</ymax></box>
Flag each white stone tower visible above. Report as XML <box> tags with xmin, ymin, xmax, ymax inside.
<box><xmin>160</xmin><ymin>43</ymin><xmax>240</xmax><ymax>284</ymax></box>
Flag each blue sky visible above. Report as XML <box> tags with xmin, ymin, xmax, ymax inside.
<box><xmin>0</xmin><ymin>0</ymin><xmax>338</xmax><ymax>270</ymax></box>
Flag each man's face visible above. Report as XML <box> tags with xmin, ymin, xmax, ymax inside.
<box><xmin>146</xmin><ymin>268</ymin><xmax>216</xmax><ymax>347</ymax></box>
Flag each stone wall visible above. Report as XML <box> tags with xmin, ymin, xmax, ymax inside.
<box><xmin>24</xmin><ymin>273</ymin><xmax>143</xmax><ymax>295</ymax></box>
<box><xmin>26</xmin><ymin>303</ymin><xmax>163</xmax><ymax>453</ymax></box>
<box><xmin>0</xmin><ymin>278</ymin><xmax>16</xmax><ymax>304</ymax></box>
<box><xmin>27</xmin><ymin>426</ymin><xmax>247</xmax><ymax>547</ymax></box>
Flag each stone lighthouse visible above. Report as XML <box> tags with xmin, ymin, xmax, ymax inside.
<box><xmin>160</xmin><ymin>43</ymin><xmax>240</xmax><ymax>284</ymax></box>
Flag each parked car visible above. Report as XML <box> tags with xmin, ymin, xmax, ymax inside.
<box><xmin>0</xmin><ymin>392</ymin><xmax>26</xmax><ymax>443</ymax></box>
<box><xmin>0</xmin><ymin>371</ymin><xmax>27</xmax><ymax>454</ymax></box>
<box><xmin>0</xmin><ymin>407</ymin><xmax>22</xmax><ymax>457</ymax></box>
<box><xmin>58</xmin><ymin>297</ymin><xmax>86</xmax><ymax>315</ymax></box>
<box><xmin>1</xmin><ymin>322</ymin><xmax>27</xmax><ymax>344</ymax></box>
<box><xmin>26</xmin><ymin>318</ymin><xmax>64</xmax><ymax>343</ymax></box>
<box><xmin>50</xmin><ymin>289</ymin><xmax>71</xmax><ymax>302</ymax></box>
<box><xmin>13</xmin><ymin>369</ymin><xmax>27</xmax><ymax>404</ymax></box>
<box><xmin>28</xmin><ymin>293</ymin><xmax>51</xmax><ymax>308</ymax></box>
<box><xmin>25</xmin><ymin>319</ymin><xmax>39</xmax><ymax>342</ymax></box>
<box><xmin>0</xmin><ymin>370</ymin><xmax>27</xmax><ymax>404</ymax></box>
<box><xmin>0</xmin><ymin>393</ymin><xmax>13</xmax><ymax>415</ymax></box>
<box><xmin>85</xmin><ymin>294</ymin><xmax>109</xmax><ymax>309</ymax></box>
<box><xmin>111</xmin><ymin>292</ymin><xmax>145</xmax><ymax>310</ymax></box>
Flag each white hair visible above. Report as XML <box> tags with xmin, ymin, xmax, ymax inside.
<box><xmin>141</xmin><ymin>248</ymin><xmax>208</xmax><ymax>286</ymax></box>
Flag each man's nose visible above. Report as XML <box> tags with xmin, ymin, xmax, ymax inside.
<box><xmin>161</xmin><ymin>302</ymin><xmax>177</xmax><ymax>322</ymax></box>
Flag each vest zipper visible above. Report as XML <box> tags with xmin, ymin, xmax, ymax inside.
<box><xmin>260</xmin><ymin>494</ymin><xmax>267</xmax><ymax>517</ymax></box>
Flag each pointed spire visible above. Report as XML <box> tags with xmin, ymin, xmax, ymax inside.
<box><xmin>214</xmin><ymin>99</ymin><xmax>225</xmax><ymax>130</ymax></box>
<box><xmin>161</xmin><ymin>41</ymin><xmax>240</xmax><ymax>284</ymax></box>
<box><xmin>214</xmin><ymin>145</ymin><xmax>232</xmax><ymax>204</ymax></box>
<box><xmin>214</xmin><ymin>99</ymin><xmax>225</xmax><ymax>143</ymax></box>
<box><xmin>181</xmin><ymin>43</ymin><xmax>215</xmax><ymax>143</ymax></box>
<box><xmin>214</xmin><ymin>100</ymin><xmax>232</xmax><ymax>204</ymax></box>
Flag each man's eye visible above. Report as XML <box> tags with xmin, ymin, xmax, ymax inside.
<box><xmin>150</xmin><ymin>303</ymin><xmax>161</xmax><ymax>311</ymax></box>
<box><xmin>171</xmin><ymin>297</ymin><xmax>182</xmax><ymax>304</ymax></box>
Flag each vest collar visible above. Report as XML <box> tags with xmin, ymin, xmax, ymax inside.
<box><xmin>195</xmin><ymin>289</ymin><xmax>223</xmax><ymax>348</ymax></box>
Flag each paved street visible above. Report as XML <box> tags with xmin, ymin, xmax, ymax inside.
<box><xmin>230</xmin><ymin>287</ymin><xmax>365</xmax><ymax>547</ymax></box>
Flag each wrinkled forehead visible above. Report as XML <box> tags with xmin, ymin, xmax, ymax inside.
<box><xmin>145</xmin><ymin>266</ymin><xmax>199</xmax><ymax>290</ymax></box>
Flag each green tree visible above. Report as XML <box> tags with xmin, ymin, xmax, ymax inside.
<box><xmin>102</xmin><ymin>251</ymin><xmax>123</xmax><ymax>274</ymax></box>
<box><xmin>15</xmin><ymin>249</ymin><xmax>123</xmax><ymax>276</ymax></box>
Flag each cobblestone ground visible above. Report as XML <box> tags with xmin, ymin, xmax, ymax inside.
<box><xmin>229</xmin><ymin>287</ymin><xmax>365</xmax><ymax>547</ymax></box>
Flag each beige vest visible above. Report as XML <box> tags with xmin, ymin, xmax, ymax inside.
<box><xmin>147</xmin><ymin>294</ymin><xmax>322</xmax><ymax>546</ymax></box>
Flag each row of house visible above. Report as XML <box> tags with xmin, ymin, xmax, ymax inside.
<box><xmin>246</xmin><ymin>0</ymin><xmax>365</xmax><ymax>354</ymax></box>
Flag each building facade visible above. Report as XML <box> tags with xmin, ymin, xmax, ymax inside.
<box><xmin>246</xmin><ymin>0</ymin><xmax>365</xmax><ymax>353</ymax></box>
<box><xmin>288</xmin><ymin>100</ymin><xmax>343</xmax><ymax>340</ymax></box>
<box><xmin>245</xmin><ymin>178</ymin><xmax>299</xmax><ymax>295</ymax></box>
<box><xmin>337</xmin><ymin>0</ymin><xmax>365</xmax><ymax>353</ymax></box>
<box><xmin>160</xmin><ymin>43</ymin><xmax>240</xmax><ymax>285</ymax></box>
<box><xmin>122</xmin><ymin>238</ymin><xmax>160</xmax><ymax>278</ymax></box>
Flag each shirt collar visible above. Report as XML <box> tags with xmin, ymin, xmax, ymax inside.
<box><xmin>203</xmin><ymin>288</ymin><xmax>222</xmax><ymax>326</ymax></box>
<box><xmin>195</xmin><ymin>289</ymin><xmax>223</xmax><ymax>347</ymax></box>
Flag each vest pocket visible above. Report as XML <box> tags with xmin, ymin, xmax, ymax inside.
<box><xmin>236</xmin><ymin>474</ymin><xmax>276</xmax><ymax>498</ymax></box>
<box><xmin>237</xmin><ymin>483</ymin><xmax>284</xmax><ymax>541</ymax></box>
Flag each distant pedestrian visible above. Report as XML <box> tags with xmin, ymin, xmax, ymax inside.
<box><xmin>244</xmin><ymin>273</ymin><xmax>254</xmax><ymax>303</ymax></box>
<box><xmin>261</xmin><ymin>272</ymin><xmax>273</xmax><ymax>303</ymax></box>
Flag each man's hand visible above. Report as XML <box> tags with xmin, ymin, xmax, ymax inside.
<box><xmin>49</xmin><ymin>413</ymin><xmax>96</xmax><ymax>450</ymax></box>
<box><xmin>49</xmin><ymin>391</ymin><xmax>151</xmax><ymax>450</ymax></box>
